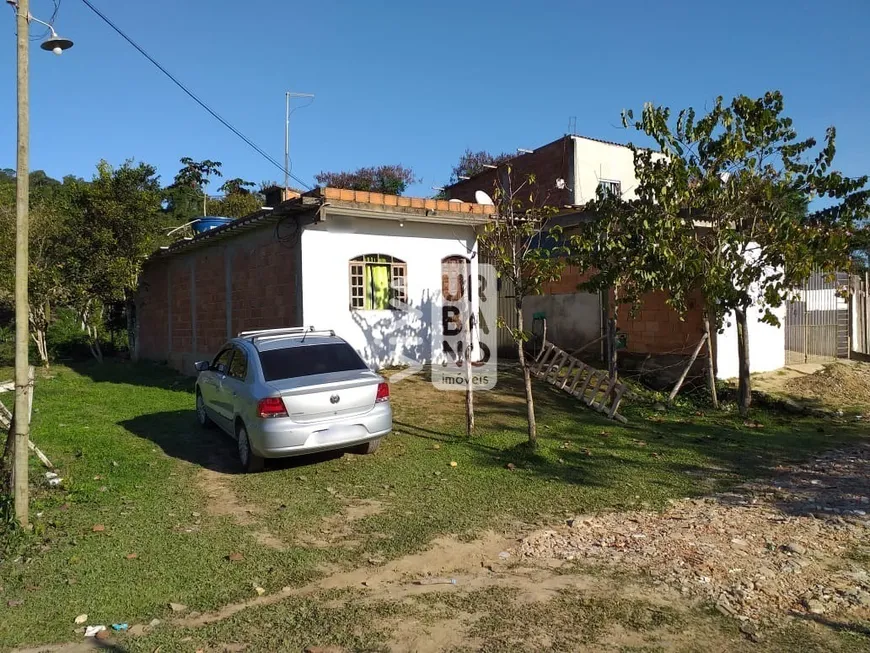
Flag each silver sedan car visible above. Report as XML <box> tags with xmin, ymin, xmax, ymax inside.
<box><xmin>194</xmin><ymin>328</ymin><xmax>392</xmax><ymax>472</ymax></box>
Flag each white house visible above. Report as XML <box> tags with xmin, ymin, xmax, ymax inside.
<box><xmin>136</xmin><ymin>188</ymin><xmax>494</xmax><ymax>374</ymax></box>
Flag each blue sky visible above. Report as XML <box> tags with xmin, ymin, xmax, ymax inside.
<box><xmin>2</xmin><ymin>0</ymin><xmax>868</xmax><ymax>198</ymax></box>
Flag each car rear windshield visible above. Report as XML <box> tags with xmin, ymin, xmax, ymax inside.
<box><xmin>258</xmin><ymin>343</ymin><xmax>368</xmax><ymax>381</ymax></box>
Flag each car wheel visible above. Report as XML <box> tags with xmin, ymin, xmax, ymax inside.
<box><xmin>352</xmin><ymin>438</ymin><xmax>381</xmax><ymax>455</ymax></box>
<box><xmin>237</xmin><ymin>423</ymin><xmax>264</xmax><ymax>473</ymax></box>
<box><xmin>196</xmin><ymin>390</ymin><xmax>212</xmax><ymax>428</ymax></box>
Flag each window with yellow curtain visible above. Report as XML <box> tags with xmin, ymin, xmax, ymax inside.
<box><xmin>349</xmin><ymin>255</ymin><xmax>407</xmax><ymax>310</ymax></box>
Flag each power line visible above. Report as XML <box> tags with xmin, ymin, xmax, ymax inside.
<box><xmin>79</xmin><ymin>0</ymin><xmax>311</xmax><ymax>190</ymax></box>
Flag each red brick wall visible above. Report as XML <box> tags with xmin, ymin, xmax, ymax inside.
<box><xmin>136</xmin><ymin>224</ymin><xmax>299</xmax><ymax>374</ymax></box>
<box><xmin>447</xmin><ymin>136</ymin><xmax>573</xmax><ymax>208</ymax></box>
<box><xmin>194</xmin><ymin>249</ymin><xmax>227</xmax><ymax>355</ymax></box>
<box><xmin>616</xmin><ymin>290</ymin><xmax>705</xmax><ymax>354</ymax></box>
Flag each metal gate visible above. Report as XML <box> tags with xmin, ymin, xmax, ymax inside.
<box><xmin>784</xmin><ymin>270</ymin><xmax>848</xmax><ymax>364</ymax></box>
<box><xmin>853</xmin><ymin>272</ymin><xmax>870</xmax><ymax>356</ymax></box>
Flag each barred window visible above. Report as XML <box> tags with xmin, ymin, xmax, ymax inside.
<box><xmin>349</xmin><ymin>255</ymin><xmax>408</xmax><ymax>310</ymax></box>
<box><xmin>598</xmin><ymin>179</ymin><xmax>622</xmax><ymax>198</ymax></box>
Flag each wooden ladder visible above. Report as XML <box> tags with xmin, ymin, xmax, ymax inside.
<box><xmin>531</xmin><ymin>341</ymin><xmax>628</xmax><ymax>423</ymax></box>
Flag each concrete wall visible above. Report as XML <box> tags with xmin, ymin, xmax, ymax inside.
<box><xmin>300</xmin><ymin>217</ymin><xmax>478</xmax><ymax>368</ymax></box>
<box><xmin>137</xmin><ymin>223</ymin><xmax>301</xmax><ymax>374</ymax></box>
<box><xmin>523</xmin><ymin>293</ymin><xmax>600</xmax><ymax>352</ymax></box>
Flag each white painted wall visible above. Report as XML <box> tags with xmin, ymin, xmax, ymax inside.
<box><xmin>300</xmin><ymin>216</ymin><xmax>478</xmax><ymax>369</ymax></box>
<box><xmin>572</xmin><ymin>136</ymin><xmax>643</xmax><ymax>204</ymax></box>
<box><xmin>715</xmin><ymin>305</ymin><xmax>786</xmax><ymax>379</ymax></box>
<box><xmin>714</xmin><ymin>244</ymin><xmax>786</xmax><ymax>379</ymax></box>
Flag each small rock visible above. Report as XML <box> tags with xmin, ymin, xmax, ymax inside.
<box><xmin>94</xmin><ymin>630</ymin><xmax>111</xmax><ymax>642</ymax></box>
<box><xmin>498</xmin><ymin>551</ymin><xmax>510</xmax><ymax>559</ymax></box>
<box><xmin>7</xmin><ymin>599</ymin><xmax>23</xmax><ymax>607</ymax></box>
<box><xmin>739</xmin><ymin>621</ymin><xmax>758</xmax><ymax>636</ymax></box>
<box><xmin>188</xmin><ymin>611</ymin><xmax>202</xmax><ymax>619</ymax></box>
<box><xmin>804</xmin><ymin>598</ymin><xmax>826</xmax><ymax>614</ymax></box>
<box><xmin>74</xmin><ymin>614</ymin><xmax>88</xmax><ymax>625</ymax></box>
<box><xmin>505</xmin><ymin>462</ymin><xmax>516</xmax><ymax>471</ymax></box>
<box><xmin>653</xmin><ymin>402</ymin><xmax>667</xmax><ymax>412</ymax></box>
<box><xmin>128</xmin><ymin>624</ymin><xmax>146</xmax><ymax>636</ymax></box>
<box><xmin>254</xmin><ymin>586</ymin><xmax>266</xmax><ymax>596</ymax></box>
<box><xmin>449</xmin><ymin>461</ymin><xmax>458</xmax><ymax>468</ymax></box>
<box><xmin>784</xmin><ymin>542</ymin><xmax>807</xmax><ymax>555</ymax></box>
<box><xmin>91</xmin><ymin>524</ymin><xmax>105</xmax><ymax>532</ymax></box>
<box><xmin>148</xmin><ymin>618</ymin><xmax>161</xmax><ymax>628</ymax></box>
<box><xmin>169</xmin><ymin>602</ymin><xmax>187</xmax><ymax>613</ymax></box>
<box><xmin>228</xmin><ymin>552</ymin><xmax>244</xmax><ymax>562</ymax></box>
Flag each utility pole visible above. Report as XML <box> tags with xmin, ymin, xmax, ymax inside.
<box><xmin>13</xmin><ymin>0</ymin><xmax>31</xmax><ymax>526</ymax></box>
<box><xmin>284</xmin><ymin>91</ymin><xmax>314</xmax><ymax>191</ymax></box>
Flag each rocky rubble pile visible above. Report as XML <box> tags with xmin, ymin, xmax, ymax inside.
<box><xmin>518</xmin><ymin>446</ymin><xmax>870</xmax><ymax>629</ymax></box>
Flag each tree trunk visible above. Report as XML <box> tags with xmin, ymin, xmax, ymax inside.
<box><xmin>125</xmin><ymin>296</ymin><xmax>137</xmax><ymax>361</ymax></box>
<box><xmin>607</xmin><ymin>317</ymin><xmax>618</xmax><ymax>381</ymax></box>
<box><xmin>703</xmin><ymin>310</ymin><xmax>718</xmax><ymax>409</ymax></box>
<box><xmin>464</xmin><ymin>263</ymin><xmax>474</xmax><ymax>436</ymax></box>
<box><xmin>735</xmin><ymin>305</ymin><xmax>751</xmax><ymax>417</ymax></box>
<box><xmin>87</xmin><ymin>324</ymin><xmax>104</xmax><ymax>364</ymax></box>
<box><xmin>516</xmin><ymin>302</ymin><xmax>537</xmax><ymax>445</ymax></box>
<box><xmin>1</xmin><ymin>412</ymin><xmax>14</xmax><ymax>495</ymax></box>
<box><xmin>30</xmin><ymin>328</ymin><xmax>48</xmax><ymax>368</ymax></box>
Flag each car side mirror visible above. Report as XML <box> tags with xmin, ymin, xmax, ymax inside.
<box><xmin>195</xmin><ymin>361</ymin><xmax>209</xmax><ymax>372</ymax></box>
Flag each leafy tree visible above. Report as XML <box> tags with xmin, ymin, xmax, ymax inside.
<box><xmin>570</xmin><ymin>187</ymin><xmax>685</xmax><ymax>383</ymax></box>
<box><xmin>0</xmin><ymin>171</ymin><xmax>71</xmax><ymax>366</ymax></box>
<box><xmin>619</xmin><ymin>91</ymin><xmax>869</xmax><ymax>415</ymax></box>
<box><xmin>476</xmin><ymin>169</ymin><xmax>568</xmax><ymax>445</ymax></box>
<box><xmin>315</xmin><ymin>165</ymin><xmax>417</xmax><ymax>196</ymax></box>
<box><xmin>61</xmin><ymin>160</ymin><xmax>164</xmax><ymax>361</ymax></box>
<box><xmin>207</xmin><ymin>177</ymin><xmax>262</xmax><ymax>218</ymax></box>
<box><xmin>164</xmin><ymin>158</ymin><xmax>223</xmax><ymax>225</ymax></box>
<box><xmin>449</xmin><ymin>149</ymin><xmax>513</xmax><ymax>184</ymax></box>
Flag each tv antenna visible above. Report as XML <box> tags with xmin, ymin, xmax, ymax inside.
<box><xmin>568</xmin><ymin>116</ymin><xmax>577</xmax><ymax>134</ymax></box>
<box><xmin>285</xmin><ymin>91</ymin><xmax>315</xmax><ymax>190</ymax></box>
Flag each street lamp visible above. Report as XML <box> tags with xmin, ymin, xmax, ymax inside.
<box><xmin>9</xmin><ymin>0</ymin><xmax>73</xmax><ymax>526</ymax></box>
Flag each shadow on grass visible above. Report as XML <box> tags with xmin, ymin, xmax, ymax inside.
<box><xmin>119</xmin><ymin>409</ymin><xmax>346</xmax><ymax>475</ymax></box>
<box><xmin>793</xmin><ymin>612</ymin><xmax>870</xmax><ymax>638</ymax></box>
<box><xmin>68</xmin><ymin>358</ymin><xmax>195</xmax><ymax>393</ymax></box>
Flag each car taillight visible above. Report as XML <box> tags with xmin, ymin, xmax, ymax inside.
<box><xmin>376</xmin><ymin>382</ymin><xmax>390</xmax><ymax>403</ymax></box>
<box><xmin>257</xmin><ymin>397</ymin><xmax>288</xmax><ymax>418</ymax></box>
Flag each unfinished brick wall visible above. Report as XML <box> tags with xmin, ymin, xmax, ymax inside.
<box><xmin>136</xmin><ymin>224</ymin><xmax>299</xmax><ymax>374</ymax></box>
<box><xmin>446</xmin><ymin>136</ymin><xmax>574</xmax><ymax>208</ymax></box>
<box><xmin>616</xmin><ymin>290</ymin><xmax>706</xmax><ymax>354</ymax></box>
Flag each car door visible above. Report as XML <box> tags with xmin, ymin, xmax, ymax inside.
<box><xmin>220</xmin><ymin>345</ymin><xmax>249</xmax><ymax>426</ymax></box>
<box><xmin>201</xmin><ymin>347</ymin><xmax>233</xmax><ymax>425</ymax></box>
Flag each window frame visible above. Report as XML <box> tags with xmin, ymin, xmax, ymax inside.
<box><xmin>227</xmin><ymin>346</ymin><xmax>248</xmax><ymax>381</ymax></box>
<box><xmin>348</xmin><ymin>254</ymin><xmax>408</xmax><ymax>311</ymax></box>
<box><xmin>597</xmin><ymin>179</ymin><xmax>622</xmax><ymax>199</ymax></box>
<box><xmin>211</xmin><ymin>347</ymin><xmax>234</xmax><ymax>375</ymax></box>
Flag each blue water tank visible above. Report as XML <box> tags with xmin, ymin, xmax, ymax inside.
<box><xmin>192</xmin><ymin>216</ymin><xmax>233</xmax><ymax>234</ymax></box>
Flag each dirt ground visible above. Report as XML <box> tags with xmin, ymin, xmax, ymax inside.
<box><xmin>750</xmin><ymin>361</ymin><xmax>870</xmax><ymax>411</ymax></box>
<box><xmin>18</xmin><ymin>446</ymin><xmax>870</xmax><ymax>652</ymax></box>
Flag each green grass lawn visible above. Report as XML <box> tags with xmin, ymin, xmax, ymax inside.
<box><xmin>0</xmin><ymin>360</ymin><xmax>866</xmax><ymax>651</ymax></box>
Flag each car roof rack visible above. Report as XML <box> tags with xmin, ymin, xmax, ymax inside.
<box><xmin>237</xmin><ymin>326</ymin><xmax>336</xmax><ymax>343</ymax></box>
